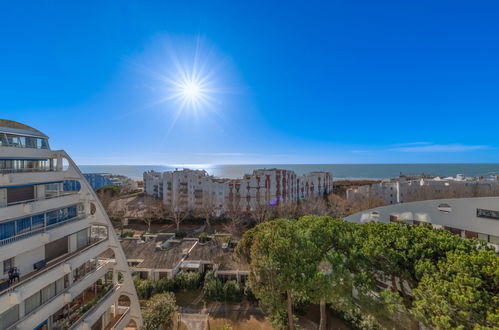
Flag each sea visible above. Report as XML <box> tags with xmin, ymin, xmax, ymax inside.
<box><xmin>78</xmin><ymin>164</ymin><xmax>499</xmax><ymax>180</ymax></box>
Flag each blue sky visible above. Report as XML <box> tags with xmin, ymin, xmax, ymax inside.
<box><xmin>1</xmin><ymin>1</ymin><xmax>499</xmax><ymax>165</ymax></box>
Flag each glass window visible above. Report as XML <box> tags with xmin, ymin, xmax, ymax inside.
<box><xmin>16</xmin><ymin>218</ymin><xmax>31</xmax><ymax>234</ymax></box>
<box><xmin>25</xmin><ymin>292</ymin><xmax>41</xmax><ymax>314</ymax></box>
<box><xmin>0</xmin><ymin>222</ymin><xmax>15</xmax><ymax>240</ymax></box>
<box><xmin>0</xmin><ymin>304</ymin><xmax>19</xmax><ymax>329</ymax></box>
<box><xmin>477</xmin><ymin>233</ymin><xmax>488</xmax><ymax>242</ymax></box>
<box><xmin>41</xmin><ymin>282</ymin><xmax>55</xmax><ymax>303</ymax></box>
<box><xmin>3</xmin><ymin>257</ymin><xmax>14</xmax><ymax>274</ymax></box>
<box><xmin>489</xmin><ymin>235</ymin><xmax>499</xmax><ymax>245</ymax></box>
<box><xmin>32</xmin><ymin>214</ymin><xmax>45</xmax><ymax>229</ymax></box>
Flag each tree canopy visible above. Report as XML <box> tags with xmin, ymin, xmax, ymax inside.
<box><xmin>238</xmin><ymin>216</ymin><xmax>499</xmax><ymax>330</ymax></box>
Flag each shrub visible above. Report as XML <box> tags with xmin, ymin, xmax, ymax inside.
<box><xmin>120</xmin><ymin>230</ymin><xmax>134</xmax><ymax>238</ymax></box>
<box><xmin>142</xmin><ymin>293</ymin><xmax>177</xmax><ymax>330</ymax></box>
<box><xmin>134</xmin><ymin>278</ymin><xmax>154</xmax><ymax>299</ymax></box>
<box><xmin>153</xmin><ymin>277</ymin><xmax>175</xmax><ymax>294</ymax></box>
<box><xmin>174</xmin><ymin>271</ymin><xmax>201</xmax><ymax>290</ymax></box>
<box><xmin>199</xmin><ymin>232</ymin><xmax>210</xmax><ymax>243</ymax></box>
<box><xmin>203</xmin><ymin>271</ymin><xmax>224</xmax><ymax>301</ymax></box>
<box><xmin>223</xmin><ymin>280</ymin><xmax>242</xmax><ymax>302</ymax></box>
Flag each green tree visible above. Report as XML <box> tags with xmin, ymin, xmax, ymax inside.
<box><xmin>245</xmin><ymin>219</ymin><xmax>312</xmax><ymax>330</ymax></box>
<box><xmin>203</xmin><ymin>271</ymin><xmax>224</xmax><ymax>301</ymax></box>
<box><xmin>142</xmin><ymin>292</ymin><xmax>177</xmax><ymax>330</ymax></box>
<box><xmin>412</xmin><ymin>249</ymin><xmax>499</xmax><ymax>329</ymax></box>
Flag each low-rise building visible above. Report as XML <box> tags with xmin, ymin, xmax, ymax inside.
<box><xmin>116</xmin><ymin>234</ymin><xmax>249</xmax><ymax>283</ymax></box>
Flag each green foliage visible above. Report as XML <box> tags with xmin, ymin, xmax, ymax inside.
<box><xmin>174</xmin><ymin>271</ymin><xmax>201</xmax><ymax>290</ymax></box>
<box><xmin>223</xmin><ymin>280</ymin><xmax>242</xmax><ymax>302</ymax></box>
<box><xmin>238</xmin><ymin>215</ymin><xmax>499</xmax><ymax>330</ymax></box>
<box><xmin>120</xmin><ymin>230</ymin><xmax>134</xmax><ymax>238</ymax></box>
<box><xmin>153</xmin><ymin>277</ymin><xmax>175</xmax><ymax>294</ymax></box>
<box><xmin>96</xmin><ymin>184</ymin><xmax>121</xmax><ymax>196</ymax></box>
<box><xmin>142</xmin><ymin>293</ymin><xmax>177</xmax><ymax>330</ymax></box>
<box><xmin>412</xmin><ymin>249</ymin><xmax>499</xmax><ymax>329</ymax></box>
<box><xmin>134</xmin><ymin>278</ymin><xmax>154</xmax><ymax>299</ymax></box>
<box><xmin>199</xmin><ymin>232</ymin><xmax>210</xmax><ymax>243</ymax></box>
<box><xmin>203</xmin><ymin>271</ymin><xmax>224</xmax><ymax>301</ymax></box>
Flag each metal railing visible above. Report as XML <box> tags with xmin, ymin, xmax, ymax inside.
<box><xmin>7</xmin><ymin>259</ymin><xmax>114</xmax><ymax>330</ymax></box>
<box><xmin>69</xmin><ymin>284</ymin><xmax>120</xmax><ymax>330</ymax></box>
<box><xmin>0</xmin><ymin>237</ymin><xmax>107</xmax><ymax>296</ymax></box>
<box><xmin>0</xmin><ymin>168</ymin><xmax>55</xmax><ymax>174</ymax></box>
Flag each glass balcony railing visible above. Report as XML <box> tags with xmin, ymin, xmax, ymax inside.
<box><xmin>0</xmin><ymin>205</ymin><xmax>84</xmax><ymax>247</ymax></box>
<box><xmin>0</xmin><ymin>133</ymin><xmax>49</xmax><ymax>149</ymax></box>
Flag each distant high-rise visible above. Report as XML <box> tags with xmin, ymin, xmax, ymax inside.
<box><xmin>0</xmin><ymin>120</ymin><xmax>141</xmax><ymax>329</ymax></box>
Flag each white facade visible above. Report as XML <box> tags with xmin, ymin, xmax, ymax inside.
<box><xmin>144</xmin><ymin>168</ymin><xmax>333</xmax><ymax>213</ymax></box>
<box><xmin>0</xmin><ymin>120</ymin><xmax>141</xmax><ymax>330</ymax></box>
<box><xmin>345</xmin><ymin>196</ymin><xmax>499</xmax><ymax>250</ymax></box>
<box><xmin>346</xmin><ymin>175</ymin><xmax>499</xmax><ymax>205</ymax></box>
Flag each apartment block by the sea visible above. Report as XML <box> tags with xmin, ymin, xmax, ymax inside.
<box><xmin>0</xmin><ymin>120</ymin><xmax>141</xmax><ymax>330</ymax></box>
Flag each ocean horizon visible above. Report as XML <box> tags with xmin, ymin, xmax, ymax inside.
<box><xmin>77</xmin><ymin>163</ymin><xmax>499</xmax><ymax>180</ymax></box>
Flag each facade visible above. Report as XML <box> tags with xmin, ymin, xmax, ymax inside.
<box><xmin>0</xmin><ymin>120</ymin><xmax>141</xmax><ymax>330</ymax></box>
<box><xmin>345</xmin><ymin>196</ymin><xmax>499</xmax><ymax>251</ymax></box>
<box><xmin>82</xmin><ymin>174</ymin><xmax>114</xmax><ymax>191</ymax></box>
<box><xmin>144</xmin><ymin>168</ymin><xmax>333</xmax><ymax>214</ymax></box>
<box><xmin>346</xmin><ymin>175</ymin><xmax>499</xmax><ymax>205</ymax></box>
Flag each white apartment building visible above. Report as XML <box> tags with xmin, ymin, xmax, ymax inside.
<box><xmin>143</xmin><ymin>171</ymin><xmax>163</xmax><ymax>199</ymax></box>
<box><xmin>346</xmin><ymin>175</ymin><xmax>499</xmax><ymax>205</ymax></box>
<box><xmin>144</xmin><ymin>168</ymin><xmax>333</xmax><ymax>213</ymax></box>
<box><xmin>0</xmin><ymin>120</ymin><xmax>141</xmax><ymax>330</ymax></box>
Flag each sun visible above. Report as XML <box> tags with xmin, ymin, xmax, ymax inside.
<box><xmin>181</xmin><ymin>80</ymin><xmax>202</xmax><ymax>100</ymax></box>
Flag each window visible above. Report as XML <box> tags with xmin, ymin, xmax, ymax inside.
<box><xmin>0</xmin><ymin>305</ymin><xmax>19</xmax><ymax>329</ymax></box>
<box><xmin>438</xmin><ymin>203</ymin><xmax>452</xmax><ymax>213</ymax></box>
<box><xmin>477</xmin><ymin>208</ymin><xmax>499</xmax><ymax>220</ymax></box>
<box><xmin>3</xmin><ymin>257</ymin><xmax>14</xmax><ymax>274</ymax></box>
<box><xmin>41</xmin><ymin>282</ymin><xmax>56</xmax><ymax>303</ymax></box>
<box><xmin>25</xmin><ymin>292</ymin><xmax>41</xmax><ymax>314</ymax></box>
<box><xmin>477</xmin><ymin>233</ymin><xmax>489</xmax><ymax>242</ymax></box>
<box><xmin>490</xmin><ymin>235</ymin><xmax>499</xmax><ymax>245</ymax></box>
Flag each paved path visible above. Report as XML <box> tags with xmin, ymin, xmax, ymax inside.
<box><xmin>179</xmin><ymin>312</ymin><xmax>208</xmax><ymax>330</ymax></box>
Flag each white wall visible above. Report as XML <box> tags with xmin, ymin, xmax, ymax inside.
<box><xmin>345</xmin><ymin>196</ymin><xmax>499</xmax><ymax>237</ymax></box>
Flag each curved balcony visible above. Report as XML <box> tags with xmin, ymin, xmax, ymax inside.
<box><xmin>0</xmin><ymin>238</ymin><xmax>109</xmax><ymax>306</ymax></box>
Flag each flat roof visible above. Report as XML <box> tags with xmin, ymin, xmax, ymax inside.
<box><xmin>0</xmin><ymin>120</ymin><xmax>47</xmax><ymax>138</ymax></box>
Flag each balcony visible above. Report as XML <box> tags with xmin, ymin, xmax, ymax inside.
<box><xmin>68</xmin><ymin>284</ymin><xmax>120</xmax><ymax>330</ymax></box>
<box><xmin>8</xmin><ymin>259</ymin><xmax>115</xmax><ymax>330</ymax></box>
<box><xmin>0</xmin><ymin>208</ymin><xmax>85</xmax><ymax>248</ymax></box>
<box><xmin>0</xmin><ymin>193</ymin><xmax>81</xmax><ymax>222</ymax></box>
<box><xmin>0</xmin><ymin>170</ymin><xmax>66</xmax><ymax>188</ymax></box>
<box><xmin>0</xmin><ymin>237</ymin><xmax>108</xmax><ymax>299</ymax></box>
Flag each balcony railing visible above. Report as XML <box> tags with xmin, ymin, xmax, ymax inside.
<box><xmin>0</xmin><ymin>237</ymin><xmax>107</xmax><ymax>296</ymax></box>
<box><xmin>0</xmin><ymin>214</ymin><xmax>85</xmax><ymax>247</ymax></box>
<box><xmin>7</xmin><ymin>259</ymin><xmax>113</xmax><ymax>330</ymax></box>
<box><xmin>5</xmin><ymin>191</ymin><xmax>77</xmax><ymax>207</ymax></box>
<box><xmin>69</xmin><ymin>284</ymin><xmax>118</xmax><ymax>330</ymax></box>
<box><xmin>0</xmin><ymin>168</ymin><xmax>56</xmax><ymax>175</ymax></box>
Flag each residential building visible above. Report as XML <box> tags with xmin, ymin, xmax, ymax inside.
<box><xmin>114</xmin><ymin>234</ymin><xmax>248</xmax><ymax>283</ymax></box>
<box><xmin>144</xmin><ymin>168</ymin><xmax>333</xmax><ymax>214</ymax></box>
<box><xmin>143</xmin><ymin>171</ymin><xmax>163</xmax><ymax>199</ymax></box>
<box><xmin>0</xmin><ymin>120</ymin><xmax>142</xmax><ymax>330</ymax></box>
<box><xmin>346</xmin><ymin>174</ymin><xmax>499</xmax><ymax>205</ymax></box>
